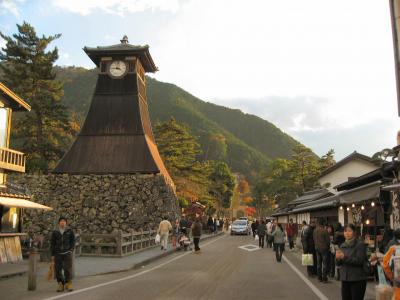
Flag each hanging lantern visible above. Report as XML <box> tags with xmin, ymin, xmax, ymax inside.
<box><xmin>366</xmin><ymin>219</ymin><xmax>370</xmax><ymax>225</ymax></box>
<box><xmin>361</xmin><ymin>205</ymin><xmax>365</xmax><ymax>210</ymax></box>
<box><xmin>352</xmin><ymin>203</ymin><xmax>355</xmax><ymax>208</ymax></box>
<box><xmin>339</xmin><ymin>206</ymin><xmax>343</xmax><ymax>210</ymax></box>
<box><xmin>346</xmin><ymin>207</ymin><xmax>350</xmax><ymax>211</ymax></box>
<box><xmin>371</xmin><ymin>201</ymin><xmax>375</xmax><ymax>207</ymax></box>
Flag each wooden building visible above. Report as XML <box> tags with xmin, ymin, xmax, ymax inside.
<box><xmin>0</xmin><ymin>82</ymin><xmax>52</xmax><ymax>263</ymax></box>
<box><xmin>53</xmin><ymin>36</ymin><xmax>173</xmax><ymax>187</ymax></box>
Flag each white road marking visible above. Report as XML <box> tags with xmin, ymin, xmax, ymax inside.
<box><xmin>282</xmin><ymin>254</ymin><xmax>329</xmax><ymax>300</ymax></box>
<box><xmin>238</xmin><ymin>244</ymin><xmax>260</xmax><ymax>252</ymax></box>
<box><xmin>43</xmin><ymin>235</ymin><xmax>226</xmax><ymax>300</ymax></box>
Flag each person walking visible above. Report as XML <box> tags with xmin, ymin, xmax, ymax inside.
<box><xmin>266</xmin><ymin>220</ymin><xmax>273</xmax><ymax>248</ymax></box>
<box><xmin>179</xmin><ymin>215</ymin><xmax>189</xmax><ymax>235</ymax></box>
<box><xmin>252</xmin><ymin>219</ymin><xmax>259</xmax><ymax>238</ymax></box>
<box><xmin>172</xmin><ymin>219</ymin><xmax>180</xmax><ymax>248</ymax></box>
<box><xmin>215</xmin><ymin>218</ymin><xmax>219</xmax><ymax>233</ymax></box>
<box><xmin>327</xmin><ymin>224</ymin><xmax>336</xmax><ymax>278</ymax></box>
<box><xmin>286</xmin><ymin>218</ymin><xmax>296</xmax><ymax>251</ymax></box>
<box><xmin>257</xmin><ymin>220</ymin><xmax>266</xmax><ymax>248</ymax></box>
<box><xmin>272</xmin><ymin>223</ymin><xmax>285</xmax><ymax>262</ymax></box>
<box><xmin>50</xmin><ymin>216</ymin><xmax>76</xmax><ymax>292</ymax></box>
<box><xmin>191</xmin><ymin>217</ymin><xmax>203</xmax><ymax>254</ymax></box>
<box><xmin>333</xmin><ymin>222</ymin><xmax>345</xmax><ymax>280</ymax></box>
<box><xmin>157</xmin><ymin>216</ymin><xmax>172</xmax><ymax>251</ymax></box>
<box><xmin>313</xmin><ymin>220</ymin><xmax>330</xmax><ymax>283</ymax></box>
<box><xmin>207</xmin><ymin>216</ymin><xmax>214</xmax><ymax>233</ymax></box>
<box><xmin>336</xmin><ymin>224</ymin><xmax>367</xmax><ymax>300</ymax></box>
<box><xmin>303</xmin><ymin>220</ymin><xmax>317</xmax><ymax>277</ymax></box>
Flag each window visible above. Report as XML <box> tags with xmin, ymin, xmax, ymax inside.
<box><xmin>0</xmin><ymin>108</ymin><xmax>9</xmax><ymax>148</ymax></box>
<box><xmin>0</xmin><ymin>206</ymin><xmax>21</xmax><ymax>233</ymax></box>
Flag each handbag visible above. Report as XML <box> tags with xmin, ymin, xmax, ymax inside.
<box><xmin>47</xmin><ymin>262</ymin><xmax>54</xmax><ymax>281</ymax></box>
<box><xmin>155</xmin><ymin>234</ymin><xmax>161</xmax><ymax>244</ymax></box>
<box><xmin>255</xmin><ymin>234</ymin><xmax>259</xmax><ymax>241</ymax></box>
<box><xmin>302</xmin><ymin>254</ymin><xmax>314</xmax><ymax>266</ymax></box>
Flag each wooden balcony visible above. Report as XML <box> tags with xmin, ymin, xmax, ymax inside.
<box><xmin>0</xmin><ymin>147</ymin><xmax>26</xmax><ymax>173</ymax></box>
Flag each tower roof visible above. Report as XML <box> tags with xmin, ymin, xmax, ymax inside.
<box><xmin>84</xmin><ymin>36</ymin><xmax>158</xmax><ymax>72</ymax></box>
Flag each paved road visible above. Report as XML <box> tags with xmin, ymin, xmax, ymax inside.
<box><xmin>0</xmin><ymin>234</ymin><xmax>375</xmax><ymax>300</ymax></box>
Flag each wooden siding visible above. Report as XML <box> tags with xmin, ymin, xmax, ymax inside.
<box><xmin>0</xmin><ymin>236</ymin><xmax>23</xmax><ymax>263</ymax></box>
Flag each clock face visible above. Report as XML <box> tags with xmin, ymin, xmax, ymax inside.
<box><xmin>108</xmin><ymin>60</ymin><xmax>127</xmax><ymax>78</ymax></box>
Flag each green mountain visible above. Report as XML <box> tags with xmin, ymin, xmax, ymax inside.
<box><xmin>55</xmin><ymin>66</ymin><xmax>301</xmax><ymax>182</ymax></box>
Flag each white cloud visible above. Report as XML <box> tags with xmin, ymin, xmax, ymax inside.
<box><xmin>0</xmin><ymin>36</ymin><xmax>5</xmax><ymax>50</ymax></box>
<box><xmin>0</xmin><ymin>0</ymin><xmax>24</xmax><ymax>16</ymax></box>
<box><xmin>51</xmin><ymin>0</ymin><xmax>180</xmax><ymax>16</ymax></box>
<box><xmin>149</xmin><ymin>0</ymin><xmax>399</xmax><ymax>158</ymax></box>
<box><xmin>153</xmin><ymin>1</ymin><xmax>396</xmax><ymax>121</ymax></box>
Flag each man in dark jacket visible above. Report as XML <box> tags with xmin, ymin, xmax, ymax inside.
<box><xmin>251</xmin><ymin>220</ymin><xmax>258</xmax><ymax>238</ymax></box>
<box><xmin>50</xmin><ymin>216</ymin><xmax>76</xmax><ymax>292</ymax></box>
<box><xmin>191</xmin><ymin>217</ymin><xmax>203</xmax><ymax>254</ymax></box>
<box><xmin>257</xmin><ymin>220</ymin><xmax>266</xmax><ymax>248</ymax></box>
<box><xmin>313</xmin><ymin>220</ymin><xmax>330</xmax><ymax>283</ymax></box>
<box><xmin>303</xmin><ymin>220</ymin><xmax>317</xmax><ymax>277</ymax></box>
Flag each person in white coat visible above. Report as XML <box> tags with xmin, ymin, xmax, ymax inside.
<box><xmin>158</xmin><ymin>216</ymin><xmax>172</xmax><ymax>251</ymax></box>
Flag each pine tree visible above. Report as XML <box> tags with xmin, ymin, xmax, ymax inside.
<box><xmin>155</xmin><ymin>118</ymin><xmax>210</xmax><ymax>206</ymax></box>
<box><xmin>208</xmin><ymin>161</ymin><xmax>235</xmax><ymax>212</ymax></box>
<box><xmin>288</xmin><ymin>144</ymin><xmax>320</xmax><ymax>192</ymax></box>
<box><xmin>319</xmin><ymin>149</ymin><xmax>336</xmax><ymax>171</ymax></box>
<box><xmin>0</xmin><ymin>22</ymin><xmax>76</xmax><ymax>172</ymax></box>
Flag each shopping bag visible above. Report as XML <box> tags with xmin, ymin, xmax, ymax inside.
<box><xmin>255</xmin><ymin>234</ymin><xmax>259</xmax><ymax>241</ymax></box>
<box><xmin>377</xmin><ymin>265</ymin><xmax>390</xmax><ymax>286</ymax></box>
<box><xmin>155</xmin><ymin>234</ymin><xmax>161</xmax><ymax>244</ymax></box>
<box><xmin>47</xmin><ymin>262</ymin><xmax>54</xmax><ymax>281</ymax></box>
<box><xmin>302</xmin><ymin>254</ymin><xmax>314</xmax><ymax>266</ymax></box>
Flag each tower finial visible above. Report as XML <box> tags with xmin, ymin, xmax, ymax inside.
<box><xmin>120</xmin><ymin>35</ymin><xmax>129</xmax><ymax>44</ymax></box>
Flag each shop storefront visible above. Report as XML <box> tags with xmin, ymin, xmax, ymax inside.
<box><xmin>0</xmin><ymin>196</ymin><xmax>52</xmax><ymax>263</ymax></box>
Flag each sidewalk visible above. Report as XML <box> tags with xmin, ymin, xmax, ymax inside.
<box><xmin>0</xmin><ymin>231</ymin><xmax>224</xmax><ymax>280</ymax></box>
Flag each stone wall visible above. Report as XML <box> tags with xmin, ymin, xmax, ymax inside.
<box><xmin>13</xmin><ymin>174</ymin><xmax>180</xmax><ymax>236</ymax></box>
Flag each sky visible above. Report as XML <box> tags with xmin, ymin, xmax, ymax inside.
<box><xmin>0</xmin><ymin>0</ymin><xmax>399</xmax><ymax>160</ymax></box>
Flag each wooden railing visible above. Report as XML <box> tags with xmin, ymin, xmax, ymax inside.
<box><xmin>0</xmin><ymin>147</ymin><xmax>26</xmax><ymax>173</ymax></box>
<box><xmin>22</xmin><ymin>229</ymin><xmax>163</xmax><ymax>259</ymax></box>
<box><xmin>79</xmin><ymin>229</ymin><xmax>162</xmax><ymax>257</ymax></box>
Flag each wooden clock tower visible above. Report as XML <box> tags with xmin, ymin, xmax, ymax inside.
<box><xmin>54</xmin><ymin>36</ymin><xmax>173</xmax><ymax>186</ymax></box>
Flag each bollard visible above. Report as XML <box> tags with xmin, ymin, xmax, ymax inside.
<box><xmin>28</xmin><ymin>247</ymin><xmax>38</xmax><ymax>291</ymax></box>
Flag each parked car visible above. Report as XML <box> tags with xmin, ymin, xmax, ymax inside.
<box><xmin>230</xmin><ymin>219</ymin><xmax>250</xmax><ymax>235</ymax></box>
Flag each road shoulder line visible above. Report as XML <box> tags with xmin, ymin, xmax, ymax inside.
<box><xmin>282</xmin><ymin>254</ymin><xmax>329</xmax><ymax>300</ymax></box>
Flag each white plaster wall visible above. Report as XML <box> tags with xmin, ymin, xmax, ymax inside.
<box><xmin>319</xmin><ymin>160</ymin><xmax>378</xmax><ymax>192</ymax></box>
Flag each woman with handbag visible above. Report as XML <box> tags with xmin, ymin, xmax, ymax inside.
<box><xmin>335</xmin><ymin>224</ymin><xmax>367</xmax><ymax>300</ymax></box>
<box><xmin>272</xmin><ymin>223</ymin><xmax>285</xmax><ymax>262</ymax></box>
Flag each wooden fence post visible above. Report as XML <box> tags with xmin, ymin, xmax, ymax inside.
<box><xmin>116</xmin><ymin>230</ymin><xmax>123</xmax><ymax>257</ymax></box>
<box><xmin>76</xmin><ymin>229</ymin><xmax>82</xmax><ymax>256</ymax></box>
<box><xmin>140</xmin><ymin>229</ymin><xmax>144</xmax><ymax>249</ymax></box>
<box><xmin>27</xmin><ymin>247</ymin><xmax>38</xmax><ymax>291</ymax></box>
<box><xmin>130</xmin><ymin>229</ymin><xmax>134</xmax><ymax>253</ymax></box>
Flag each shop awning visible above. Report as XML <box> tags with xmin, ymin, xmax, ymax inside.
<box><xmin>338</xmin><ymin>181</ymin><xmax>381</xmax><ymax>205</ymax></box>
<box><xmin>0</xmin><ymin>197</ymin><xmax>52</xmax><ymax>210</ymax></box>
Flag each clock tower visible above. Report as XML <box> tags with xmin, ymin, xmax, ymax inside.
<box><xmin>54</xmin><ymin>36</ymin><xmax>173</xmax><ymax>187</ymax></box>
